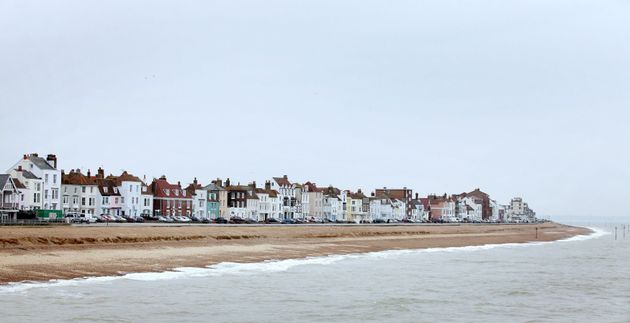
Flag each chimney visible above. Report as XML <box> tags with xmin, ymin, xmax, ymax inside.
<box><xmin>177</xmin><ymin>181</ymin><xmax>181</xmax><ymax>188</ymax></box>
<box><xmin>283</xmin><ymin>175</ymin><xmax>288</xmax><ymax>179</ymax></box>
<box><xmin>416</xmin><ymin>193</ymin><xmax>419</xmax><ymax>199</ymax></box>
<box><xmin>193</xmin><ymin>177</ymin><xmax>198</xmax><ymax>186</ymax></box>
<box><xmin>17</xmin><ymin>165</ymin><xmax>22</xmax><ymax>171</ymax></box>
<box><xmin>225</xmin><ymin>178</ymin><xmax>231</xmax><ymax>187</ymax></box>
<box><xmin>31</xmin><ymin>153</ymin><xmax>38</xmax><ymax>158</ymax></box>
<box><xmin>265</xmin><ymin>181</ymin><xmax>271</xmax><ymax>190</ymax></box>
<box><xmin>87</xmin><ymin>169</ymin><xmax>91</xmax><ymax>177</ymax></box>
<box><xmin>46</xmin><ymin>154</ymin><xmax>57</xmax><ymax>169</ymax></box>
<box><xmin>250</xmin><ymin>181</ymin><xmax>257</xmax><ymax>190</ymax></box>
<box><xmin>23</xmin><ymin>154</ymin><xmax>27</xmax><ymax>160</ymax></box>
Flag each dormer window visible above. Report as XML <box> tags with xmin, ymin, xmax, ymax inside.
<box><xmin>164</xmin><ymin>189</ymin><xmax>169</xmax><ymax>196</ymax></box>
<box><xmin>103</xmin><ymin>187</ymin><xmax>108</xmax><ymax>193</ymax></box>
<box><xmin>174</xmin><ymin>190</ymin><xmax>179</xmax><ymax>196</ymax></box>
<box><xmin>142</xmin><ymin>187</ymin><xmax>147</xmax><ymax>193</ymax></box>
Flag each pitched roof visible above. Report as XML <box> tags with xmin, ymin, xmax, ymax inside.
<box><xmin>273</xmin><ymin>175</ymin><xmax>291</xmax><ymax>186</ymax></box>
<box><xmin>62</xmin><ymin>170</ymin><xmax>96</xmax><ymax>186</ymax></box>
<box><xmin>110</xmin><ymin>171</ymin><xmax>144</xmax><ymax>185</ymax></box>
<box><xmin>141</xmin><ymin>184</ymin><xmax>153</xmax><ymax>196</ymax></box>
<box><xmin>92</xmin><ymin>178</ymin><xmax>121</xmax><ymax>196</ymax></box>
<box><xmin>374</xmin><ymin>188</ymin><xmax>410</xmax><ymax>201</ymax></box>
<box><xmin>151</xmin><ymin>177</ymin><xmax>192</xmax><ymax>199</ymax></box>
<box><xmin>0</xmin><ymin>174</ymin><xmax>10</xmax><ymax>190</ymax></box>
<box><xmin>225</xmin><ymin>185</ymin><xmax>250</xmax><ymax>192</ymax></box>
<box><xmin>27</xmin><ymin>155</ymin><xmax>56</xmax><ymax>170</ymax></box>
<box><xmin>204</xmin><ymin>182</ymin><xmax>225</xmax><ymax>191</ymax></box>
<box><xmin>303</xmin><ymin>182</ymin><xmax>322</xmax><ymax>192</ymax></box>
<box><xmin>19</xmin><ymin>170</ymin><xmax>40</xmax><ymax>180</ymax></box>
<box><xmin>12</xmin><ymin>178</ymin><xmax>26</xmax><ymax>189</ymax></box>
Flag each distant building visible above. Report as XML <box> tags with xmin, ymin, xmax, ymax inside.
<box><xmin>61</xmin><ymin>169</ymin><xmax>98</xmax><ymax>216</ymax></box>
<box><xmin>8</xmin><ymin>154</ymin><xmax>61</xmax><ymax>211</ymax></box>
<box><xmin>303</xmin><ymin>182</ymin><xmax>324</xmax><ymax>219</ymax></box>
<box><xmin>0</xmin><ymin>174</ymin><xmax>21</xmax><ymax>221</ymax></box>
<box><xmin>374</xmin><ymin>187</ymin><xmax>413</xmax><ymax>219</ymax></box>
<box><xmin>206</xmin><ymin>179</ymin><xmax>228</xmax><ymax>218</ymax></box>
<box><xmin>150</xmin><ymin>176</ymin><xmax>193</xmax><ymax>217</ymax></box>
<box><xmin>269</xmin><ymin>175</ymin><xmax>298</xmax><ymax>219</ymax></box>
<box><xmin>185</xmin><ymin>178</ymin><xmax>208</xmax><ymax>219</ymax></box>
<box><xmin>9</xmin><ymin>165</ymin><xmax>43</xmax><ymax>211</ymax></box>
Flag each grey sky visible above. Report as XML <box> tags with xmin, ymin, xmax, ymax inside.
<box><xmin>1</xmin><ymin>0</ymin><xmax>628</xmax><ymax>217</ymax></box>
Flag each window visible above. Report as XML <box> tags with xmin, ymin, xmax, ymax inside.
<box><xmin>53</xmin><ymin>174</ymin><xmax>57</xmax><ymax>184</ymax></box>
<box><xmin>63</xmin><ymin>196</ymin><xmax>68</xmax><ymax>204</ymax></box>
<box><xmin>90</xmin><ymin>187</ymin><xmax>93</xmax><ymax>194</ymax></box>
<box><xmin>82</xmin><ymin>187</ymin><xmax>86</xmax><ymax>193</ymax></box>
<box><xmin>81</xmin><ymin>197</ymin><xmax>86</xmax><ymax>206</ymax></box>
<box><xmin>45</xmin><ymin>174</ymin><xmax>49</xmax><ymax>183</ymax></box>
<box><xmin>121</xmin><ymin>197</ymin><xmax>125</xmax><ymax>203</ymax></box>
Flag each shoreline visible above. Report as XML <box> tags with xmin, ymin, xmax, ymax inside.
<box><xmin>0</xmin><ymin>223</ymin><xmax>591</xmax><ymax>285</ymax></box>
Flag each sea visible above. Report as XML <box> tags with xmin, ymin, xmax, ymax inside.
<box><xmin>1</xmin><ymin>220</ymin><xmax>629</xmax><ymax>322</ymax></box>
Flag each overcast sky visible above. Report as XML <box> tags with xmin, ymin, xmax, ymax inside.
<box><xmin>1</xmin><ymin>0</ymin><xmax>628</xmax><ymax>218</ymax></box>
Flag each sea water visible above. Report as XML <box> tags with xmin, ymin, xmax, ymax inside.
<box><xmin>1</xmin><ymin>223</ymin><xmax>628</xmax><ymax>322</ymax></box>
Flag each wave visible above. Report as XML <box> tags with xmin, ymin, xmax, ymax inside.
<box><xmin>0</xmin><ymin>227</ymin><xmax>608</xmax><ymax>293</ymax></box>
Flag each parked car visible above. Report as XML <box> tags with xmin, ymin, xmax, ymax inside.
<box><xmin>213</xmin><ymin>217</ymin><xmax>229</xmax><ymax>224</ymax></box>
<box><xmin>281</xmin><ymin>219</ymin><xmax>295</xmax><ymax>224</ymax></box>
<box><xmin>79</xmin><ymin>213</ymin><xmax>97</xmax><ymax>224</ymax></box>
<box><xmin>201</xmin><ymin>218</ymin><xmax>211</xmax><ymax>224</ymax></box>
<box><xmin>264</xmin><ymin>218</ymin><xmax>280</xmax><ymax>224</ymax></box>
<box><xmin>372</xmin><ymin>218</ymin><xmax>386</xmax><ymax>224</ymax></box>
<box><xmin>229</xmin><ymin>217</ymin><xmax>247</xmax><ymax>224</ymax></box>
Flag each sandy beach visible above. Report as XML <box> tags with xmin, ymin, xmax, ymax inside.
<box><xmin>0</xmin><ymin>223</ymin><xmax>590</xmax><ymax>284</ymax></box>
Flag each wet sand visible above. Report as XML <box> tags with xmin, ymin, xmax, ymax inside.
<box><xmin>0</xmin><ymin>223</ymin><xmax>590</xmax><ymax>284</ymax></box>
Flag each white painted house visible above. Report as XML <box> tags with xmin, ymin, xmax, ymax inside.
<box><xmin>186</xmin><ymin>178</ymin><xmax>208</xmax><ymax>219</ymax></box>
<box><xmin>9</xmin><ymin>154</ymin><xmax>61</xmax><ymax>211</ymax></box>
<box><xmin>269</xmin><ymin>176</ymin><xmax>298</xmax><ymax>219</ymax></box>
<box><xmin>61</xmin><ymin>169</ymin><xmax>99</xmax><ymax>216</ymax></box>
<box><xmin>8</xmin><ymin>166</ymin><xmax>43</xmax><ymax>211</ymax></box>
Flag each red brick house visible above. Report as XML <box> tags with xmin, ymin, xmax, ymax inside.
<box><xmin>453</xmin><ymin>188</ymin><xmax>492</xmax><ymax>220</ymax></box>
<box><xmin>150</xmin><ymin>176</ymin><xmax>193</xmax><ymax>217</ymax></box>
<box><xmin>374</xmin><ymin>187</ymin><xmax>414</xmax><ymax>218</ymax></box>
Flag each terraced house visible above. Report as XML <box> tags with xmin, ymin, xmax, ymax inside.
<box><xmin>61</xmin><ymin>169</ymin><xmax>98</xmax><ymax>216</ymax></box>
<box><xmin>151</xmin><ymin>176</ymin><xmax>193</xmax><ymax>217</ymax></box>
<box><xmin>9</xmin><ymin>153</ymin><xmax>61</xmax><ymax>212</ymax></box>
<box><xmin>0</xmin><ymin>174</ymin><xmax>20</xmax><ymax>221</ymax></box>
<box><xmin>9</xmin><ymin>165</ymin><xmax>43</xmax><ymax>211</ymax></box>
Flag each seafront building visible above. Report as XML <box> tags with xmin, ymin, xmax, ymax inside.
<box><xmin>8</xmin><ymin>154</ymin><xmax>61</xmax><ymax>214</ymax></box>
<box><xmin>1</xmin><ymin>153</ymin><xmax>538</xmax><ymax>223</ymax></box>
<box><xmin>0</xmin><ymin>174</ymin><xmax>21</xmax><ymax>221</ymax></box>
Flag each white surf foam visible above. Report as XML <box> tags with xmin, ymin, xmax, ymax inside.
<box><xmin>0</xmin><ymin>227</ymin><xmax>607</xmax><ymax>293</ymax></box>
